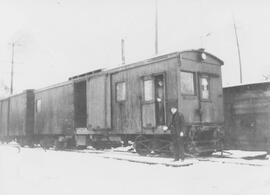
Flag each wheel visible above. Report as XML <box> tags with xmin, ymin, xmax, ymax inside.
<box><xmin>55</xmin><ymin>137</ymin><xmax>68</xmax><ymax>150</ymax></box>
<box><xmin>198</xmin><ymin>151</ymin><xmax>213</xmax><ymax>156</ymax></box>
<box><xmin>185</xmin><ymin>141</ymin><xmax>197</xmax><ymax>155</ymax></box>
<box><xmin>134</xmin><ymin>135</ymin><xmax>151</xmax><ymax>156</ymax></box>
<box><xmin>77</xmin><ymin>145</ymin><xmax>87</xmax><ymax>150</ymax></box>
<box><xmin>40</xmin><ymin>137</ymin><xmax>54</xmax><ymax>150</ymax></box>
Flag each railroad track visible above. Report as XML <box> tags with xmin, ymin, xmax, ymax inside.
<box><xmin>1</xmin><ymin>144</ymin><xmax>269</xmax><ymax>168</ymax></box>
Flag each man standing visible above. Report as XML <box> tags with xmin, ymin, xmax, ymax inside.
<box><xmin>164</xmin><ymin>107</ymin><xmax>185</xmax><ymax>161</ymax></box>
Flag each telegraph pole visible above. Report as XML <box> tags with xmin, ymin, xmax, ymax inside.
<box><xmin>155</xmin><ymin>0</ymin><xmax>158</xmax><ymax>55</ymax></box>
<box><xmin>121</xmin><ymin>39</ymin><xmax>125</xmax><ymax>65</ymax></box>
<box><xmin>10</xmin><ymin>42</ymin><xmax>15</xmax><ymax>95</ymax></box>
<box><xmin>233</xmin><ymin>17</ymin><xmax>243</xmax><ymax>84</ymax></box>
<box><xmin>10</xmin><ymin>42</ymin><xmax>21</xmax><ymax>95</ymax></box>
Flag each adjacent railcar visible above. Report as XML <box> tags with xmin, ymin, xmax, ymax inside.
<box><xmin>0</xmin><ymin>97</ymin><xmax>9</xmax><ymax>141</ymax></box>
<box><xmin>224</xmin><ymin>82</ymin><xmax>270</xmax><ymax>152</ymax></box>
<box><xmin>0</xmin><ymin>90</ymin><xmax>34</xmax><ymax>145</ymax></box>
<box><xmin>73</xmin><ymin>49</ymin><xmax>224</xmax><ymax>154</ymax></box>
<box><xmin>34</xmin><ymin>81</ymin><xmax>75</xmax><ymax>148</ymax></box>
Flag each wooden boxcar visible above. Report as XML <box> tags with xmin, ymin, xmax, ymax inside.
<box><xmin>224</xmin><ymin>82</ymin><xmax>270</xmax><ymax>152</ymax></box>
<box><xmin>0</xmin><ymin>97</ymin><xmax>9</xmax><ymax>141</ymax></box>
<box><xmin>0</xmin><ymin>90</ymin><xmax>34</xmax><ymax>145</ymax></box>
<box><xmin>0</xmin><ymin>49</ymin><xmax>225</xmax><ymax>155</ymax></box>
<box><xmin>73</xmin><ymin>49</ymin><xmax>224</xmax><ymax>154</ymax></box>
<box><xmin>33</xmin><ymin>81</ymin><xmax>75</xmax><ymax>148</ymax></box>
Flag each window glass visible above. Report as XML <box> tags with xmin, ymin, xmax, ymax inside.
<box><xmin>116</xmin><ymin>82</ymin><xmax>126</xmax><ymax>101</ymax></box>
<box><xmin>200</xmin><ymin>77</ymin><xmax>209</xmax><ymax>100</ymax></box>
<box><xmin>36</xmin><ymin>99</ymin><xmax>41</xmax><ymax>113</ymax></box>
<box><xmin>181</xmin><ymin>72</ymin><xmax>195</xmax><ymax>95</ymax></box>
<box><xmin>144</xmin><ymin>79</ymin><xmax>154</xmax><ymax>101</ymax></box>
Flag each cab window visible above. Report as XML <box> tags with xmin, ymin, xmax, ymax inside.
<box><xmin>181</xmin><ymin>71</ymin><xmax>195</xmax><ymax>95</ymax></box>
<box><xmin>200</xmin><ymin>76</ymin><xmax>210</xmax><ymax>100</ymax></box>
<box><xmin>116</xmin><ymin>82</ymin><xmax>126</xmax><ymax>102</ymax></box>
<box><xmin>36</xmin><ymin>99</ymin><xmax>41</xmax><ymax>113</ymax></box>
<box><xmin>143</xmin><ymin>79</ymin><xmax>154</xmax><ymax>101</ymax></box>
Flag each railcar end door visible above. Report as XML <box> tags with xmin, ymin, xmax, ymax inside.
<box><xmin>198</xmin><ymin>74</ymin><xmax>213</xmax><ymax>123</ymax></box>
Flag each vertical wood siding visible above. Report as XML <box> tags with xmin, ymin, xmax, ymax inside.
<box><xmin>8</xmin><ymin>90</ymin><xmax>35</xmax><ymax>137</ymax></box>
<box><xmin>87</xmin><ymin>74</ymin><xmax>111</xmax><ymax>130</ymax></box>
<box><xmin>0</xmin><ymin>99</ymin><xmax>9</xmax><ymax>137</ymax></box>
<box><xmin>9</xmin><ymin>93</ymin><xmax>27</xmax><ymax>136</ymax></box>
<box><xmin>179</xmin><ymin>52</ymin><xmax>223</xmax><ymax>124</ymax></box>
<box><xmin>224</xmin><ymin>84</ymin><xmax>270</xmax><ymax>151</ymax></box>
<box><xmin>111</xmin><ymin>57</ymin><xmax>179</xmax><ymax>134</ymax></box>
<box><xmin>34</xmin><ymin>83</ymin><xmax>74</xmax><ymax>135</ymax></box>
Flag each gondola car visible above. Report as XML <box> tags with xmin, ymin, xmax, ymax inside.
<box><xmin>72</xmin><ymin>49</ymin><xmax>225</xmax><ymax>155</ymax></box>
<box><xmin>224</xmin><ymin>82</ymin><xmax>270</xmax><ymax>152</ymax></box>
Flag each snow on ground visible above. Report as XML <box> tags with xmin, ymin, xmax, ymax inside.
<box><xmin>0</xmin><ymin>145</ymin><xmax>270</xmax><ymax>195</ymax></box>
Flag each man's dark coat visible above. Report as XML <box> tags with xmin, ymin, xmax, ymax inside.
<box><xmin>169</xmin><ymin>111</ymin><xmax>185</xmax><ymax>161</ymax></box>
<box><xmin>170</xmin><ymin>111</ymin><xmax>185</xmax><ymax>137</ymax></box>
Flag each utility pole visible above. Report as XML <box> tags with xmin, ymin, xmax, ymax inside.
<box><xmin>233</xmin><ymin>17</ymin><xmax>243</xmax><ymax>84</ymax></box>
<box><xmin>10</xmin><ymin>41</ymin><xmax>21</xmax><ymax>95</ymax></box>
<box><xmin>121</xmin><ymin>39</ymin><xmax>125</xmax><ymax>65</ymax></box>
<box><xmin>10</xmin><ymin>42</ymin><xmax>15</xmax><ymax>95</ymax></box>
<box><xmin>155</xmin><ymin>0</ymin><xmax>158</xmax><ymax>55</ymax></box>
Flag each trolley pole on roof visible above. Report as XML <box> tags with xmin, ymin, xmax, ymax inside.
<box><xmin>121</xmin><ymin>39</ymin><xmax>125</xmax><ymax>65</ymax></box>
<box><xmin>155</xmin><ymin>0</ymin><xmax>159</xmax><ymax>55</ymax></box>
<box><xmin>233</xmin><ymin>17</ymin><xmax>243</xmax><ymax>84</ymax></box>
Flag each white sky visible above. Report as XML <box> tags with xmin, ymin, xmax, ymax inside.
<box><xmin>0</xmin><ymin>0</ymin><xmax>270</xmax><ymax>94</ymax></box>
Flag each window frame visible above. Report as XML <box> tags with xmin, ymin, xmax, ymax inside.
<box><xmin>36</xmin><ymin>99</ymin><xmax>41</xmax><ymax>113</ymax></box>
<box><xmin>199</xmin><ymin>75</ymin><xmax>211</xmax><ymax>101</ymax></box>
<box><xmin>180</xmin><ymin>71</ymin><xmax>196</xmax><ymax>96</ymax></box>
<box><xmin>142</xmin><ymin>77</ymin><xmax>155</xmax><ymax>103</ymax></box>
<box><xmin>115</xmin><ymin>81</ymin><xmax>127</xmax><ymax>102</ymax></box>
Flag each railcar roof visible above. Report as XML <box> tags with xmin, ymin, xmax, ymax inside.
<box><xmin>35</xmin><ymin>80</ymin><xmax>73</xmax><ymax>93</ymax></box>
<box><xmin>105</xmin><ymin>52</ymin><xmax>179</xmax><ymax>73</ymax></box>
<box><xmin>0</xmin><ymin>96</ymin><xmax>9</xmax><ymax>101</ymax></box>
<box><xmin>2</xmin><ymin>49</ymin><xmax>223</xmax><ymax>98</ymax></box>
<box><xmin>0</xmin><ymin>89</ymin><xmax>34</xmax><ymax>101</ymax></box>
<box><xmin>70</xmin><ymin>49</ymin><xmax>223</xmax><ymax>82</ymax></box>
<box><xmin>181</xmin><ymin>49</ymin><xmax>224</xmax><ymax>65</ymax></box>
<box><xmin>224</xmin><ymin>80</ymin><xmax>270</xmax><ymax>90</ymax></box>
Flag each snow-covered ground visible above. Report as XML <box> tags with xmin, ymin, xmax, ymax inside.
<box><xmin>0</xmin><ymin>145</ymin><xmax>270</xmax><ymax>195</ymax></box>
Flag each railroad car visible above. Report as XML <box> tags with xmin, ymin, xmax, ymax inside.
<box><xmin>0</xmin><ymin>90</ymin><xmax>34</xmax><ymax>145</ymax></box>
<box><xmin>33</xmin><ymin>81</ymin><xmax>75</xmax><ymax>148</ymax></box>
<box><xmin>224</xmin><ymin>82</ymin><xmax>270</xmax><ymax>152</ymax></box>
<box><xmin>72</xmin><ymin>49</ymin><xmax>224</xmax><ymax>155</ymax></box>
<box><xmin>0</xmin><ymin>49</ymin><xmax>225</xmax><ymax>155</ymax></box>
<box><xmin>0</xmin><ymin>97</ymin><xmax>9</xmax><ymax>142</ymax></box>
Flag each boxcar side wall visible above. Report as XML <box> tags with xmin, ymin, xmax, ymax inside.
<box><xmin>179</xmin><ymin>52</ymin><xmax>223</xmax><ymax>124</ymax></box>
<box><xmin>224</xmin><ymin>85</ymin><xmax>270</xmax><ymax>151</ymax></box>
<box><xmin>9</xmin><ymin>93</ymin><xmax>27</xmax><ymax>136</ymax></box>
<box><xmin>25</xmin><ymin>90</ymin><xmax>35</xmax><ymax>136</ymax></box>
<box><xmin>110</xmin><ymin>57</ymin><xmax>179</xmax><ymax>134</ymax></box>
<box><xmin>0</xmin><ymin>99</ymin><xmax>9</xmax><ymax>137</ymax></box>
<box><xmin>87</xmin><ymin>74</ymin><xmax>111</xmax><ymax>130</ymax></box>
<box><xmin>34</xmin><ymin>83</ymin><xmax>74</xmax><ymax>135</ymax></box>
<box><xmin>8</xmin><ymin>90</ymin><xmax>35</xmax><ymax>137</ymax></box>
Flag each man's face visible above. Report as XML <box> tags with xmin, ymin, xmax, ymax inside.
<box><xmin>171</xmin><ymin>108</ymin><xmax>177</xmax><ymax>114</ymax></box>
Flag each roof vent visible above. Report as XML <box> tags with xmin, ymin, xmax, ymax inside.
<box><xmin>198</xmin><ymin>48</ymin><xmax>205</xmax><ymax>52</ymax></box>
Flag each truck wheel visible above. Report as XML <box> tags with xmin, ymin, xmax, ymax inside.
<box><xmin>134</xmin><ymin>135</ymin><xmax>151</xmax><ymax>156</ymax></box>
